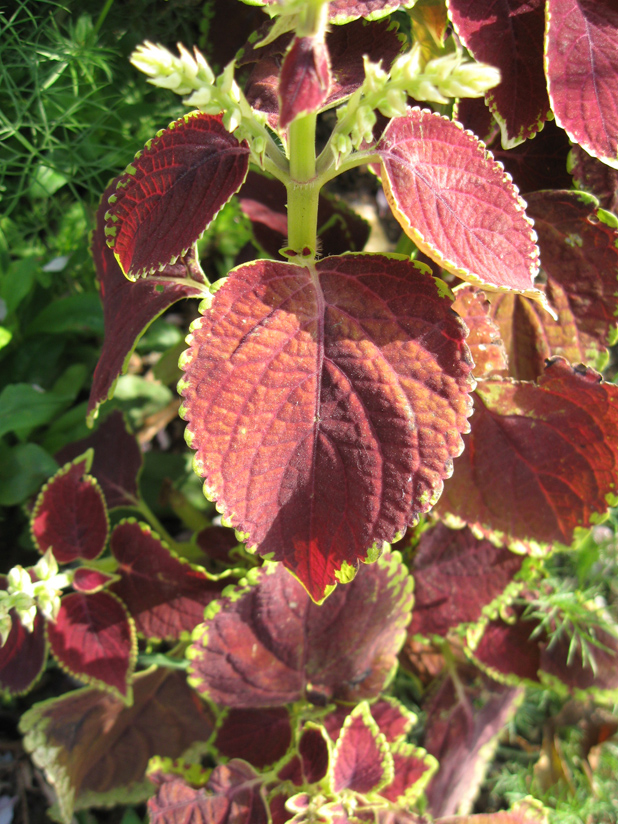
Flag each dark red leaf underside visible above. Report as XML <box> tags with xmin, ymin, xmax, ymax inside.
<box><xmin>437</xmin><ymin>358</ymin><xmax>618</xmax><ymax>547</ymax></box>
<box><xmin>55</xmin><ymin>411</ymin><xmax>143</xmax><ymax>509</ymax></box>
<box><xmin>105</xmin><ymin>113</ymin><xmax>249</xmax><ymax>278</ymax></box>
<box><xmin>332</xmin><ymin>707</ymin><xmax>390</xmax><ymax>794</ymax></box>
<box><xmin>451</xmin><ymin>287</ymin><xmax>507</xmax><ymax>378</ymax></box>
<box><xmin>214</xmin><ymin>707</ymin><xmax>292</xmax><ymax>769</ymax></box>
<box><xmin>179</xmin><ymin>254</ymin><xmax>473</xmax><ymax>601</ymax></box>
<box><xmin>449</xmin><ymin>0</ymin><xmax>548</xmax><ymax>147</ymax></box>
<box><xmin>546</xmin><ymin>0</ymin><xmax>618</xmax><ymax>169</ymax></box>
<box><xmin>47</xmin><ymin>591</ymin><xmax>135</xmax><ymax>700</ymax></box>
<box><xmin>149</xmin><ymin>762</ymin><xmax>268</xmax><ymax>824</ymax></box>
<box><xmin>423</xmin><ymin>666</ymin><xmax>522</xmax><ymax>818</ymax></box>
<box><xmin>299</xmin><ymin>726</ymin><xmax>330</xmax><ymax>784</ymax></box>
<box><xmin>454</xmin><ymin>97</ymin><xmax>498</xmax><ymax>145</ymax></box>
<box><xmin>409</xmin><ymin>523</ymin><xmax>523</xmax><ymax>639</ymax></box>
<box><xmin>89</xmin><ymin>180</ymin><xmax>205</xmax><ymax>421</ymax></box>
<box><xmin>20</xmin><ymin>668</ymin><xmax>214</xmax><ymax>821</ymax></box>
<box><xmin>570</xmin><ymin>142</ymin><xmax>618</xmax><ymax>214</ymax></box>
<box><xmin>377</xmin><ymin>109</ymin><xmax>540</xmax><ymax>296</ymax></box>
<box><xmin>72</xmin><ymin>567</ymin><xmax>117</xmax><ymax>593</ymax></box>
<box><xmin>0</xmin><ymin>593</ymin><xmax>46</xmax><ymax>696</ymax></box>
<box><xmin>279</xmin><ymin>36</ymin><xmax>331</xmax><ymax>129</ymax></box>
<box><xmin>237</xmin><ymin>171</ymin><xmax>369</xmax><ymax>259</ymax></box>
<box><xmin>244</xmin><ymin>17</ymin><xmax>403</xmax><ymax>127</ymax></box>
<box><xmin>187</xmin><ymin>553</ymin><xmax>413</xmax><ymax>707</ymax></box>
<box><xmin>31</xmin><ymin>455</ymin><xmax>108</xmax><ymax>564</ymax></box>
<box><xmin>109</xmin><ymin>520</ymin><xmax>224</xmax><ymax>640</ymax></box>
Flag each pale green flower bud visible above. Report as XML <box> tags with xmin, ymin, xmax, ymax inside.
<box><xmin>391</xmin><ymin>45</ymin><xmax>424</xmax><ymax>85</ymax></box>
<box><xmin>130</xmin><ymin>41</ymin><xmax>175</xmax><ymax>75</ymax></box>
<box><xmin>448</xmin><ymin>62</ymin><xmax>501</xmax><ymax>96</ymax></box>
<box><xmin>184</xmin><ymin>87</ymin><xmax>213</xmax><ymax>108</ymax></box>
<box><xmin>377</xmin><ymin>88</ymin><xmax>407</xmax><ymax>118</ymax></box>
<box><xmin>37</xmin><ymin>590</ymin><xmax>62</xmax><ymax>623</ymax></box>
<box><xmin>363</xmin><ymin>57</ymin><xmax>388</xmax><ymax>96</ymax></box>
<box><xmin>33</xmin><ymin>549</ymin><xmax>59</xmax><ymax>582</ymax></box>
<box><xmin>193</xmin><ymin>47</ymin><xmax>215</xmax><ymax>85</ymax></box>
<box><xmin>0</xmin><ymin>613</ymin><xmax>12</xmax><ymax>647</ymax></box>
<box><xmin>7</xmin><ymin>565</ymin><xmax>33</xmax><ymax>597</ymax></box>
<box><xmin>223</xmin><ymin>106</ymin><xmax>242</xmax><ymax>133</ymax></box>
<box><xmin>177</xmin><ymin>43</ymin><xmax>198</xmax><ymax>82</ymax></box>
<box><xmin>16</xmin><ymin>604</ymin><xmax>37</xmax><ymax>634</ymax></box>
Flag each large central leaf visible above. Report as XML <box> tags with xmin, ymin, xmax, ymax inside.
<box><xmin>179</xmin><ymin>254</ymin><xmax>474</xmax><ymax>601</ymax></box>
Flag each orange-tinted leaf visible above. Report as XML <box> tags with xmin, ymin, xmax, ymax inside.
<box><xmin>105</xmin><ymin>113</ymin><xmax>250</xmax><ymax>278</ymax></box>
<box><xmin>546</xmin><ymin>0</ymin><xmax>618</xmax><ymax>169</ymax></box>
<box><xmin>19</xmin><ymin>668</ymin><xmax>214</xmax><ymax>823</ymax></box>
<box><xmin>179</xmin><ymin>254</ymin><xmax>473</xmax><ymax>601</ymax></box>
<box><xmin>377</xmin><ymin>109</ymin><xmax>541</xmax><ymax>298</ymax></box>
<box><xmin>437</xmin><ymin>359</ymin><xmax>618</xmax><ymax>547</ymax></box>
<box><xmin>452</xmin><ymin>287</ymin><xmax>507</xmax><ymax>378</ymax></box>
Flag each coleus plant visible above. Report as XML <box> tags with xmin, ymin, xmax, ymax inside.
<box><xmin>6</xmin><ymin>0</ymin><xmax>618</xmax><ymax>822</ymax></box>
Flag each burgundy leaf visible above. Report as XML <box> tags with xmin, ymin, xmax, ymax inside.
<box><xmin>31</xmin><ymin>453</ymin><xmax>108</xmax><ymax>564</ymax></box>
<box><xmin>20</xmin><ymin>668</ymin><xmax>214</xmax><ymax>823</ymax></box>
<box><xmin>437</xmin><ymin>358</ymin><xmax>618</xmax><ymax>547</ymax></box>
<box><xmin>47</xmin><ymin>591</ymin><xmax>136</xmax><ymax>701</ymax></box>
<box><xmin>109</xmin><ymin>520</ymin><xmax>225</xmax><ymax>641</ymax></box>
<box><xmin>449</xmin><ymin>0</ymin><xmax>549</xmax><ymax>147</ymax></box>
<box><xmin>56</xmin><ymin>411</ymin><xmax>143</xmax><ymax>509</ymax></box>
<box><xmin>471</xmin><ymin>610</ymin><xmax>544</xmax><ymax>684</ymax></box>
<box><xmin>279</xmin><ymin>35</ymin><xmax>331</xmax><ymax>129</ymax></box>
<box><xmin>179</xmin><ymin>254</ymin><xmax>473</xmax><ymax>601</ymax></box>
<box><xmin>105</xmin><ymin>113</ymin><xmax>250</xmax><ymax>278</ymax></box>
<box><xmin>540</xmin><ymin>626</ymin><xmax>618</xmax><ymax>693</ymax></box>
<box><xmin>89</xmin><ymin>180</ymin><xmax>206</xmax><ymax>422</ymax></box>
<box><xmin>379</xmin><ymin>742</ymin><xmax>437</xmax><ymax>806</ymax></box>
<box><xmin>245</xmin><ymin>18</ymin><xmax>403</xmax><ymax>127</ymax></box>
<box><xmin>237</xmin><ymin>171</ymin><xmax>369</xmax><ymax>259</ymax></box>
<box><xmin>187</xmin><ymin>552</ymin><xmax>413</xmax><ymax>707</ymax></box>
<box><xmin>546</xmin><ymin>0</ymin><xmax>618</xmax><ymax>169</ymax></box>
<box><xmin>570</xmin><ymin>142</ymin><xmax>618</xmax><ymax>214</ymax></box>
<box><xmin>409</xmin><ymin>523</ymin><xmax>523</xmax><ymax>639</ymax></box>
<box><xmin>377</xmin><ymin>109</ymin><xmax>541</xmax><ymax>297</ymax></box>
<box><xmin>149</xmin><ymin>761</ymin><xmax>268</xmax><ymax>824</ymax></box>
<box><xmin>298</xmin><ymin>725</ymin><xmax>330</xmax><ymax>784</ymax></box>
<box><xmin>452</xmin><ymin>287</ymin><xmax>508</xmax><ymax>378</ymax></box>
<box><xmin>72</xmin><ymin>567</ymin><xmax>117</xmax><ymax>593</ymax></box>
<box><xmin>0</xmin><ymin>577</ymin><xmax>47</xmax><ymax>696</ymax></box>
<box><xmin>214</xmin><ymin>707</ymin><xmax>292</xmax><ymax>769</ymax></box>
<box><xmin>195</xmin><ymin>525</ymin><xmax>242</xmax><ymax>566</ymax></box>
<box><xmin>454</xmin><ymin>97</ymin><xmax>498</xmax><ymax>145</ymax></box>
<box><xmin>423</xmin><ymin>666</ymin><xmax>522</xmax><ymax>818</ymax></box>
<box><xmin>331</xmin><ymin>703</ymin><xmax>392</xmax><ymax>794</ymax></box>
<box><xmin>370</xmin><ymin>697</ymin><xmax>416</xmax><ymax>744</ymax></box>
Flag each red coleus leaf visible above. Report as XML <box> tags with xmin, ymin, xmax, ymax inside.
<box><xmin>56</xmin><ymin>411</ymin><xmax>143</xmax><ymax>509</ymax></box>
<box><xmin>237</xmin><ymin>170</ymin><xmax>369</xmax><ymax>258</ymax></box>
<box><xmin>89</xmin><ymin>180</ymin><xmax>206</xmax><ymax>422</ymax></box>
<box><xmin>244</xmin><ymin>17</ymin><xmax>403</xmax><ymax>127</ymax></box>
<box><xmin>471</xmin><ymin>610</ymin><xmax>544</xmax><ymax>684</ymax></box>
<box><xmin>490</xmin><ymin>190</ymin><xmax>618</xmax><ymax>380</ymax></box>
<box><xmin>187</xmin><ymin>551</ymin><xmax>413</xmax><ymax>707</ymax></box>
<box><xmin>437</xmin><ymin>358</ymin><xmax>618</xmax><ymax>547</ymax></box>
<box><xmin>47</xmin><ymin>590</ymin><xmax>136</xmax><ymax>702</ymax></box>
<box><xmin>379</xmin><ymin>741</ymin><xmax>437</xmax><ymax>806</ymax></box>
<box><xmin>105</xmin><ymin>113</ymin><xmax>250</xmax><ymax>278</ymax></box>
<box><xmin>331</xmin><ymin>702</ymin><xmax>393</xmax><ymax>794</ymax></box>
<box><xmin>72</xmin><ymin>567</ymin><xmax>117</xmax><ymax>593</ymax></box>
<box><xmin>148</xmin><ymin>761</ymin><xmax>268</xmax><ymax>824</ymax></box>
<box><xmin>449</xmin><ymin>0</ymin><xmax>548</xmax><ymax>147</ymax></box>
<box><xmin>423</xmin><ymin>665</ymin><xmax>522</xmax><ymax>818</ymax></box>
<box><xmin>0</xmin><ymin>578</ymin><xmax>47</xmax><ymax>696</ymax></box>
<box><xmin>277</xmin><ymin>724</ymin><xmax>331</xmax><ymax>786</ymax></box>
<box><xmin>409</xmin><ymin>523</ymin><xmax>523</xmax><ymax>639</ymax></box>
<box><xmin>214</xmin><ymin>707</ymin><xmax>292</xmax><ymax>769</ymax></box>
<box><xmin>279</xmin><ymin>35</ymin><xmax>331</xmax><ymax>130</ymax></box>
<box><xmin>19</xmin><ymin>668</ymin><xmax>214</xmax><ymax>823</ymax></box>
<box><xmin>546</xmin><ymin>0</ymin><xmax>618</xmax><ymax>169</ymax></box>
<box><xmin>452</xmin><ymin>287</ymin><xmax>507</xmax><ymax>378</ymax></box>
<box><xmin>31</xmin><ymin>453</ymin><xmax>108</xmax><ymax>564</ymax></box>
<box><xmin>377</xmin><ymin>109</ymin><xmax>541</xmax><ymax>298</ymax></box>
<box><xmin>109</xmin><ymin>520</ymin><xmax>225</xmax><ymax>641</ymax></box>
<box><xmin>179</xmin><ymin>254</ymin><xmax>473</xmax><ymax>601</ymax></box>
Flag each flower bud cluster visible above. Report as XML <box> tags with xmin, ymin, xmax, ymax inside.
<box><xmin>130</xmin><ymin>42</ymin><xmax>268</xmax><ymax>147</ymax></box>
<box><xmin>331</xmin><ymin>44</ymin><xmax>500</xmax><ymax>165</ymax></box>
<box><xmin>0</xmin><ymin>550</ymin><xmax>72</xmax><ymax>645</ymax></box>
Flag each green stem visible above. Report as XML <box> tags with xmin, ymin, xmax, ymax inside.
<box><xmin>286</xmin><ymin>113</ymin><xmax>320</xmax><ymax>256</ymax></box>
<box><xmin>93</xmin><ymin>0</ymin><xmax>115</xmax><ymax>34</ymax></box>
